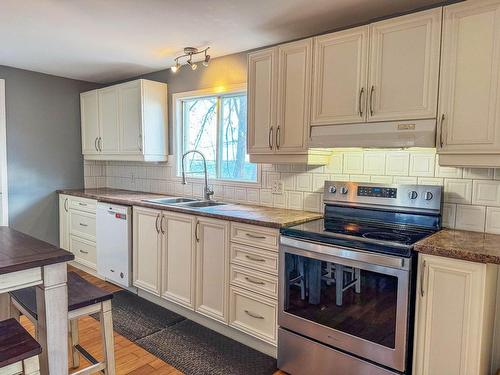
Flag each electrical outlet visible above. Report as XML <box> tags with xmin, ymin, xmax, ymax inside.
<box><xmin>272</xmin><ymin>180</ymin><xmax>284</xmax><ymax>195</ymax></box>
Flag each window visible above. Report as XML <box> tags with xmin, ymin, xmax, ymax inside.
<box><xmin>177</xmin><ymin>88</ymin><xmax>257</xmax><ymax>183</ymax></box>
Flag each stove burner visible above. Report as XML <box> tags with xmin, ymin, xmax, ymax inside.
<box><xmin>362</xmin><ymin>231</ymin><xmax>411</xmax><ymax>243</ymax></box>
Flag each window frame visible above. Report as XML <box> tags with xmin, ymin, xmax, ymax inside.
<box><xmin>172</xmin><ymin>84</ymin><xmax>261</xmax><ymax>187</ymax></box>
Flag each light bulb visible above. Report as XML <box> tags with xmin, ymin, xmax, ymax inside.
<box><xmin>191</xmin><ymin>63</ymin><xmax>198</xmax><ymax>70</ymax></box>
<box><xmin>171</xmin><ymin>65</ymin><xmax>178</xmax><ymax>73</ymax></box>
<box><xmin>203</xmin><ymin>54</ymin><xmax>210</xmax><ymax>67</ymax></box>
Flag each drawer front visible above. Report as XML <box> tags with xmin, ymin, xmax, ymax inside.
<box><xmin>230</xmin><ymin>222</ymin><xmax>279</xmax><ymax>251</ymax></box>
<box><xmin>70</xmin><ymin>210</ymin><xmax>96</xmax><ymax>241</ymax></box>
<box><xmin>230</xmin><ymin>243</ymin><xmax>278</xmax><ymax>275</ymax></box>
<box><xmin>229</xmin><ymin>286</ymin><xmax>277</xmax><ymax>345</ymax></box>
<box><xmin>69</xmin><ymin>196</ymin><xmax>97</xmax><ymax>213</ymax></box>
<box><xmin>70</xmin><ymin>235</ymin><xmax>97</xmax><ymax>270</ymax></box>
<box><xmin>230</xmin><ymin>265</ymin><xmax>278</xmax><ymax>299</ymax></box>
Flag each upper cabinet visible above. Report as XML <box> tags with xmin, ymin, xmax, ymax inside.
<box><xmin>81</xmin><ymin>79</ymin><xmax>168</xmax><ymax>162</ymax></box>
<box><xmin>437</xmin><ymin>0</ymin><xmax>500</xmax><ymax>167</ymax></box>
<box><xmin>247</xmin><ymin>40</ymin><xmax>331</xmax><ymax>164</ymax></box>
<box><xmin>311</xmin><ymin>8</ymin><xmax>441</xmax><ymax>126</ymax></box>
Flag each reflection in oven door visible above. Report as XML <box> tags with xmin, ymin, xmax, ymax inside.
<box><xmin>284</xmin><ymin>253</ymin><xmax>398</xmax><ymax>349</ymax></box>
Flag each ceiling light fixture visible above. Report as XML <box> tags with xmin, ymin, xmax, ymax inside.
<box><xmin>171</xmin><ymin>46</ymin><xmax>210</xmax><ymax>73</ymax></box>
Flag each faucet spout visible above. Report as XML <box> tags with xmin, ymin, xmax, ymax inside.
<box><xmin>181</xmin><ymin>150</ymin><xmax>214</xmax><ymax>201</ymax></box>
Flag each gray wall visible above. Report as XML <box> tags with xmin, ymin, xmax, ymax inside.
<box><xmin>0</xmin><ymin>65</ymin><xmax>98</xmax><ymax>245</ymax></box>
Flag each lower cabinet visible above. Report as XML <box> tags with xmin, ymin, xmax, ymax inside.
<box><xmin>413</xmin><ymin>254</ymin><xmax>498</xmax><ymax>375</ymax></box>
<box><xmin>59</xmin><ymin>194</ymin><xmax>70</xmax><ymax>250</ymax></box>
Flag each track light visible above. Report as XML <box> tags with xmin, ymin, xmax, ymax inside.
<box><xmin>170</xmin><ymin>47</ymin><xmax>210</xmax><ymax>73</ymax></box>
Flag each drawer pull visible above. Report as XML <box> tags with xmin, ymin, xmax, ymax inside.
<box><xmin>245</xmin><ymin>310</ymin><xmax>264</xmax><ymax>320</ymax></box>
<box><xmin>79</xmin><ymin>223</ymin><xmax>88</xmax><ymax>227</ymax></box>
<box><xmin>245</xmin><ymin>255</ymin><xmax>265</xmax><ymax>262</ymax></box>
<box><xmin>78</xmin><ymin>202</ymin><xmax>87</xmax><ymax>207</ymax></box>
<box><xmin>245</xmin><ymin>233</ymin><xmax>266</xmax><ymax>239</ymax></box>
<box><xmin>245</xmin><ymin>277</ymin><xmax>265</xmax><ymax>285</ymax></box>
<box><xmin>79</xmin><ymin>249</ymin><xmax>89</xmax><ymax>254</ymax></box>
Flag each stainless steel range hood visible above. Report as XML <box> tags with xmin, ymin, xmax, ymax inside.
<box><xmin>309</xmin><ymin>119</ymin><xmax>436</xmax><ymax>148</ymax></box>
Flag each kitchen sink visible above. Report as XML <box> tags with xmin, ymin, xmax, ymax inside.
<box><xmin>180</xmin><ymin>200</ymin><xmax>228</xmax><ymax>208</ymax></box>
<box><xmin>143</xmin><ymin>197</ymin><xmax>199</xmax><ymax>205</ymax></box>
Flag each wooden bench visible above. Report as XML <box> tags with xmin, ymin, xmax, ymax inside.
<box><xmin>0</xmin><ymin>318</ymin><xmax>41</xmax><ymax>375</ymax></box>
<box><xmin>9</xmin><ymin>272</ymin><xmax>115</xmax><ymax>375</ymax></box>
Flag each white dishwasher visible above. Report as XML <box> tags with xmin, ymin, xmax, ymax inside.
<box><xmin>96</xmin><ymin>202</ymin><xmax>132</xmax><ymax>288</ymax></box>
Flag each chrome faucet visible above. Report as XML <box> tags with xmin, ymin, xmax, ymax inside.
<box><xmin>181</xmin><ymin>150</ymin><xmax>214</xmax><ymax>201</ymax></box>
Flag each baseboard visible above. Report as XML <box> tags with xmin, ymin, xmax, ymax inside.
<box><xmin>137</xmin><ymin>289</ymin><xmax>277</xmax><ymax>358</ymax></box>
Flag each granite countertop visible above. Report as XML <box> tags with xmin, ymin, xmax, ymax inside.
<box><xmin>58</xmin><ymin>188</ymin><xmax>322</xmax><ymax>228</ymax></box>
<box><xmin>414</xmin><ymin>229</ymin><xmax>500</xmax><ymax>264</ymax></box>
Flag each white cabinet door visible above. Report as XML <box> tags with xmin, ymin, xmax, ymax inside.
<box><xmin>275</xmin><ymin>39</ymin><xmax>312</xmax><ymax>153</ymax></box>
<box><xmin>80</xmin><ymin>90</ymin><xmax>99</xmax><ymax>155</ymax></box>
<box><xmin>368</xmin><ymin>8</ymin><xmax>441</xmax><ymax>122</ymax></box>
<box><xmin>311</xmin><ymin>26</ymin><xmax>369</xmax><ymax>125</ymax></box>
<box><xmin>98</xmin><ymin>86</ymin><xmax>120</xmax><ymax>153</ymax></box>
<box><xmin>195</xmin><ymin>217</ymin><xmax>229</xmax><ymax>323</ymax></box>
<box><xmin>133</xmin><ymin>206</ymin><xmax>162</xmax><ymax>296</ymax></box>
<box><xmin>118</xmin><ymin>80</ymin><xmax>142</xmax><ymax>154</ymax></box>
<box><xmin>162</xmin><ymin>212</ymin><xmax>196</xmax><ymax>309</ymax></box>
<box><xmin>413</xmin><ymin>254</ymin><xmax>495</xmax><ymax>375</ymax></box>
<box><xmin>59</xmin><ymin>194</ymin><xmax>70</xmax><ymax>251</ymax></box>
<box><xmin>247</xmin><ymin>48</ymin><xmax>277</xmax><ymax>154</ymax></box>
<box><xmin>438</xmin><ymin>0</ymin><xmax>500</xmax><ymax>154</ymax></box>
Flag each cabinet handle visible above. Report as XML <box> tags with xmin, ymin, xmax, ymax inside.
<box><xmin>245</xmin><ymin>255</ymin><xmax>265</xmax><ymax>262</ymax></box>
<box><xmin>245</xmin><ymin>233</ymin><xmax>266</xmax><ymax>239</ymax></box>
<box><xmin>94</xmin><ymin>137</ymin><xmax>99</xmax><ymax>151</ymax></box>
<box><xmin>160</xmin><ymin>214</ymin><xmax>166</xmax><ymax>234</ymax></box>
<box><xmin>244</xmin><ymin>310</ymin><xmax>265</xmax><ymax>319</ymax></box>
<box><xmin>138</xmin><ymin>134</ymin><xmax>143</xmax><ymax>152</ymax></box>
<box><xmin>439</xmin><ymin>114</ymin><xmax>446</xmax><ymax>148</ymax></box>
<box><xmin>358</xmin><ymin>87</ymin><xmax>364</xmax><ymax>117</ymax></box>
<box><xmin>420</xmin><ymin>260</ymin><xmax>426</xmax><ymax>297</ymax></box>
<box><xmin>79</xmin><ymin>223</ymin><xmax>88</xmax><ymax>227</ymax></box>
<box><xmin>245</xmin><ymin>277</ymin><xmax>265</xmax><ymax>285</ymax></box>
<box><xmin>195</xmin><ymin>221</ymin><xmax>200</xmax><ymax>242</ymax></box>
<box><xmin>98</xmin><ymin>137</ymin><xmax>103</xmax><ymax>151</ymax></box>
<box><xmin>64</xmin><ymin>198</ymin><xmax>68</xmax><ymax>212</ymax></box>
<box><xmin>268</xmin><ymin>126</ymin><xmax>273</xmax><ymax>150</ymax></box>
<box><xmin>78</xmin><ymin>202</ymin><xmax>87</xmax><ymax>207</ymax></box>
<box><xmin>79</xmin><ymin>249</ymin><xmax>89</xmax><ymax>254</ymax></box>
<box><xmin>369</xmin><ymin>85</ymin><xmax>375</xmax><ymax>116</ymax></box>
<box><xmin>155</xmin><ymin>214</ymin><xmax>160</xmax><ymax>234</ymax></box>
<box><xmin>276</xmin><ymin>126</ymin><xmax>280</xmax><ymax>150</ymax></box>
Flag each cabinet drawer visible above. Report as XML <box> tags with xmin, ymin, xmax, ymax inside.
<box><xmin>230</xmin><ymin>223</ymin><xmax>279</xmax><ymax>251</ymax></box>
<box><xmin>69</xmin><ymin>196</ymin><xmax>97</xmax><ymax>213</ymax></box>
<box><xmin>70</xmin><ymin>235</ymin><xmax>97</xmax><ymax>270</ymax></box>
<box><xmin>230</xmin><ymin>243</ymin><xmax>278</xmax><ymax>275</ymax></box>
<box><xmin>69</xmin><ymin>210</ymin><xmax>96</xmax><ymax>241</ymax></box>
<box><xmin>230</xmin><ymin>265</ymin><xmax>278</xmax><ymax>299</ymax></box>
<box><xmin>229</xmin><ymin>286</ymin><xmax>277</xmax><ymax>345</ymax></box>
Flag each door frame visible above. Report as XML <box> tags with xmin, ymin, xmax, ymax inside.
<box><xmin>0</xmin><ymin>79</ymin><xmax>8</xmax><ymax>226</ymax></box>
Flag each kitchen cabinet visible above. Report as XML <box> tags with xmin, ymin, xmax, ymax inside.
<box><xmin>367</xmin><ymin>8</ymin><xmax>441</xmax><ymax>122</ymax></box>
<box><xmin>162</xmin><ymin>212</ymin><xmax>196</xmax><ymax>309</ymax></box>
<box><xmin>437</xmin><ymin>0</ymin><xmax>500</xmax><ymax>167</ymax></box>
<box><xmin>247</xmin><ymin>41</ymin><xmax>330</xmax><ymax>164</ymax></box>
<box><xmin>311</xmin><ymin>26</ymin><xmax>369</xmax><ymax>126</ymax></box>
<box><xmin>81</xmin><ymin>79</ymin><xmax>168</xmax><ymax>162</ymax></box>
<box><xmin>413</xmin><ymin>254</ymin><xmax>497</xmax><ymax>375</ymax></box>
<box><xmin>59</xmin><ymin>194</ymin><xmax>70</xmax><ymax>251</ymax></box>
<box><xmin>132</xmin><ymin>206</ymin><xmax>162</xmax><ymax>296</ymax></box>
<box><xmin>195</xmin><ymin>217</ymin><xmax>229</xmax><ymax>322</ymax></box>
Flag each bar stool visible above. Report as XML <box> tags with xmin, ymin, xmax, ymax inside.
<box><xmin>0</xmin><ymin>318</ymin><xmax>41</xmax><ymax>375</ymax></box>
<box><xmin>9</xmin><ymin>272</ymin><xmax>115</xmax><ymax>375</ymax></box>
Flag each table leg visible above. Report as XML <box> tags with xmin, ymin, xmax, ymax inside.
<box><xmin>0</xmin><ymin>293</ymin><xmax>10</xmax><ymax>320</ymax></box>
<box><xmin>36</xmin><ymin>262</ymin><xmax>68</xmax><ymax>375</ymax></box>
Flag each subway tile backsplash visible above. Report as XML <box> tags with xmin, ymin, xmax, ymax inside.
<box><xmin>84</xmin><ymin>148</ymin><xmax>500</xmax><ymax>234</ymax></box>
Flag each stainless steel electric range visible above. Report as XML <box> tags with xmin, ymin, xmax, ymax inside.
<box><xmin>277</xmin><ymin>181</ymin><xmax>442</xmax><ymax>375</ymax></box>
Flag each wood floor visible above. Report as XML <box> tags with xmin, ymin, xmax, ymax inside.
<box><xmin>19</xmin><ymin>265</ymin><xmax>285</xmax><ymax>375</ymax></box>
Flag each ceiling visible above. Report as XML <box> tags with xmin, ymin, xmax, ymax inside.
<box><xmin>0</xmin><ymin>0</ymin><xmax>445</xmax><ymax>83</ymax></box>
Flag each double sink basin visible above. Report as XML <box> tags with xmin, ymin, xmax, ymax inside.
<box><xmin>142</xmin><ymin>197</ymin><xmax>229</xmax><ymax>209</ymax></box>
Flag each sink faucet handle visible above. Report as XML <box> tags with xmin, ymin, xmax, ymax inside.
<box><xmin>206</xmin><ymin>185</ymin><xmax>214</xmax><ymax>197</ymax></box>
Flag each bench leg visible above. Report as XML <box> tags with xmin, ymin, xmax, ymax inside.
<box><xmin>100</xmin><ymin>300</ymin><xmax>115</xmax><ymax>375</ymax></box>
<box><xmin>69</xmin><ymin>319</ymin><xmax>80</xmax><ymax>368</ymax></box>
<box><xmin>9</xmin><ymin>297</ymin><xmax>20</xmax><ymax>322</ymax></box>
<box><xmin>23</xmin><ymin>356</ymin><xmax>40</xmax><ymax>375</ymax></box>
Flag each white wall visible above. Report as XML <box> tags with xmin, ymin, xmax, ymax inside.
<box><xmin>0</xmin><ymin>79</ymin><xmax>7</xmax><ymax>226</ymax></box>
<box><xmin>84</xmin><ymin>147</ymin><xmax>500</xmax><ymax>235</ymax></box>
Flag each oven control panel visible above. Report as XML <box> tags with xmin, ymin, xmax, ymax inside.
<box><xmin>357</xmin><ymin>186</ymin><xmax>397</xmax><ymax>198</ymax></box>
<box><xmin>324</xmin><ymin>181</ymin><xmax>442</xmax><ymax>212</ymax></box>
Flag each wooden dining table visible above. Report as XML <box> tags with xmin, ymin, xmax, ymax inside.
<box><xmin>0</xmin><ymin>227</ymin><xmax>74</xmax><ymax>374</ymax></box>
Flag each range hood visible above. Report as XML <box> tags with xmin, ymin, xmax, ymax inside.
<box><xmin>309</xmin><ymin>119</ymin><xmax>436</xmax><ymax>148</ymax></box>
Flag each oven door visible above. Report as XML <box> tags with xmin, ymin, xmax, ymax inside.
<box><xmin>279</xmin><ymin>236</ymin><xmax>411</xmax><ymax>372</ymax></box>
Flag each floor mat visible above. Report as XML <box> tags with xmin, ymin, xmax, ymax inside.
<box><xmin>107</xmin><ymin>290</ymin><xmax>277</xmax><ymax>375</ymax></box>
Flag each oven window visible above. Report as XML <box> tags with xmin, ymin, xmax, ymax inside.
<box><xmin>284</xmin><ymin>253</ymin><xmax>398</xmax><ymax>348</ymax></box>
